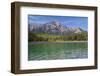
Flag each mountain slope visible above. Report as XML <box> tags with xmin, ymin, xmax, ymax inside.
<box><xmin>28</xmin><ymin>21</ymin><xmax>86</xmax><ymax>35</ymax></box>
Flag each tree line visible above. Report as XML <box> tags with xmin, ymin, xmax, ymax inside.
<box><xmin>28</xmin><ymin>32</ymin><xmax>88</xmax><ymax>42</ymax></box>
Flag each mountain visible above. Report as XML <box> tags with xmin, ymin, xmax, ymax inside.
<box><xmin>28</xmin><ymin>21</ymin><xmax>86</xmax><ymax>35</ymax></box>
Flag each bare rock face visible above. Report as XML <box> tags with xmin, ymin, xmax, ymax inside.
<box><xmin>29</xmin><ymin>21</ymin><xmax>86</xmax><ymax>35</ymax></box>
<box><xmin>74</xmin><ymin>28</ymin><xmax>84</xmax><ymax>33</ymax></box>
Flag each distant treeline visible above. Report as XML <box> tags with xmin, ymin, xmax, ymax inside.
<box><xmin>28</xmin><ymin>32</ymin><xmax>88</xmax><ymax>42</ymax></box>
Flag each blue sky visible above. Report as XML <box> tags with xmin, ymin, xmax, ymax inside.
<box><xmin>28</xmin><ymin>15</ymin><xmax>88</xmax><ymax>31</ymax></box>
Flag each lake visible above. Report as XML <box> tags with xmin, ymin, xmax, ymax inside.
<box><xmin>28</xmin><ymin>42</ymin><xmax>88</xmax><ymax>60</ymax></box>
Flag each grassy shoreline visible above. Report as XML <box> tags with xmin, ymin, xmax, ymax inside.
<box><xmin>29</xmin><ymin>41</ymin><xmax>87</xmax><ymax>44</ymax></box>
<box><xmin>54</xmin><ymin>41</ymin><xmax>87</xmax><ymax>42</ymax></box>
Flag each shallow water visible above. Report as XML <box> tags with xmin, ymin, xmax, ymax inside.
<box><xmin>28</xmin><ymin>42</ymin><xmax>88</xmax><ymax>60</ymax></box>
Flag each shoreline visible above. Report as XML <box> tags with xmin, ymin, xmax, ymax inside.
<box><xmin>29</xmin><ymin>41</ymin><xmax>87</xmax><ymax>44</ymax></box>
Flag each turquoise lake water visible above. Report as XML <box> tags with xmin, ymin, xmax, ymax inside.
<box><xmin>28</xmin><ymin>42</ymin><xmax>88</xmax><ymax>60</ymax></box>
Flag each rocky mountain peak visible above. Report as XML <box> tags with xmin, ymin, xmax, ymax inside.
<box><xmin>74</xmin><ymin>28</ymin><xmax>84</xmax><ymax>33</ymax></box>
<box><xmin>29</xmin><ymin>21</ymin><xmax>86</xmax><ymax>35</ymax></box>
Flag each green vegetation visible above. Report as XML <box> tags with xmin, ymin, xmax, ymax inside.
<box><xmin>28</xmin><ymin>32</ymin><xmax>88</xmax><ymax>42</ymax></box>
